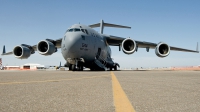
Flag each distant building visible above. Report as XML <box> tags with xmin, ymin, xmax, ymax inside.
<box><xmin>3</xmin><ymin>63</ymin><xmax>45</xmax><ymax>70</ymax></box>
<box><xmin>3</xmin><ymin>66</ymin><xmax>20</xmax><ymax>70</ymax></box>
<box><xmin>20</xmin><ymin>63</ymin><xmax>45</xmax><ymax>70</ymax></box>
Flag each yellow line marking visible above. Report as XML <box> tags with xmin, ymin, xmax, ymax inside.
<box><xmin>111</xmin><ymin>72</ymin><xmax>136</xmax><ymax>112</ymax></box>
<box><xmin>0</xmin><ymin>74</ymin><xmax>110</xmax><ymax>85</ymax></box>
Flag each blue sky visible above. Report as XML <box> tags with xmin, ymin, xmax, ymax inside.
<box><xmin>0</xmin><ymin>0</ymin><xmax>199</xmax><ymax>68</ymax></box>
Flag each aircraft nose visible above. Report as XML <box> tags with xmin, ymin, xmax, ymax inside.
<box><xmin>61</xmin><ymin>33</ymin><xmax>82</xmax><ymax>57</ymax></box>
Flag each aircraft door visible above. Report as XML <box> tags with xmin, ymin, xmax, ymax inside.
<box><xmin>96</xmin><ymin>48</ymin><xmax>101</xmax><ymax>59</ymax></box>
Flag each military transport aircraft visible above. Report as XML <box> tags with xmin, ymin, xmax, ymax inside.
<box><xmin>2</xmin><ymin>20</ymin><xmax>199</xmax><ymax>71</ymax></box>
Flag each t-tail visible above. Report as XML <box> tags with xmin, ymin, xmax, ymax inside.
<box><xmin>89</xmin><ymin>20</ymin><xmax>131</xmax><ymax>34</ymax></box>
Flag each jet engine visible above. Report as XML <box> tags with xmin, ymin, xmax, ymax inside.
<box><xmin>13</xmin><ymin>45</ymin><xmax>31</xmax><ymax>59</ymax></box>
<box><xmin>155</xmin><ymin>42</ymin><xmax>170</xmax><ymax>57</ymax></box>
<box><xmin>37</xmin><ymin>40</ymin><xmax>57</xmax><ymax>55</ymax></box>
<box><xmin>121</xmin><ymin>38</ymin><xmax>137</xmax><ymax>54</ymax></box>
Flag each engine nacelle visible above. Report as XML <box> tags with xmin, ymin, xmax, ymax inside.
<box><xmin>37</xmin><ymin>40</ymin><xmax>56</xmax><ymax>55</ymax></box>
<box><xmin>155</xmin><ymin>42</ymin><xmax>170</xmax><ymax>57</ymax></box>
<box><xmin>122</xmin><ymin>38</ymin><xmax>137</xmax><ymax>54</ymax></box>
<box><xmin>13</xmin><ymin>45</ymin><xmax>31</xmax><ymax>59</ymax></box>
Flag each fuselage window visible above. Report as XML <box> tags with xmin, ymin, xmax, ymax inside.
<box><xmin>92</xmin><ymin>33</ymin><xmax>96</xmax><ymax>37</ymax></box>
<box><xmin>81</xmin><ymin>35</ymin><xmax>85</xmax><ymax>40</ymax></box>
<box><xmin>81</xmin><ymin>29</ymin><xmax>85</xmax><ymax>33</ymax></box>
<box><xmin>81</xmin><ymin>29</ymin><xmax>89</xmax><ymax>35</ymax></box>
<box><xmin>85</xmin><ymin>30</ymin><xmax>89</xmax><ymax>35</ymax></box>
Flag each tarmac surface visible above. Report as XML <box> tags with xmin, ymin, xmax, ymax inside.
<box><xmin>0</xmin><ymin>70</ymin><xmax>199</xmax><ymax>112</ymax></box>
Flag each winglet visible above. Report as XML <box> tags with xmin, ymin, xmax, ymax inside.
<box><xmin>1</xmin><ymin>45</ymin><xmax>13</xmax><ymax>55</ymax></box>
<box><xmin>197</xmin><ymin>42</ymin><xmax>199</xmax><ymax>53</ymax></box>
<box><xmin>59</xmin><ymin>61</ymin><xmax>61</xmax><ymax>67</ymax></box>
<box><xmin>2</xmin><ymin>45</ymin><xmax>6</xmax><ymax>54</ymax></box>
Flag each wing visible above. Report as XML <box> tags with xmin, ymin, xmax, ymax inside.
<box><xmin>1</xmin><ymin>38</ymin><xmax>62</xmax><ymax>56</ymax></box>
<box><xmin>103</xmin><ymin>34</ymin><xmax>199</xmax><ymax>53</ymax></box>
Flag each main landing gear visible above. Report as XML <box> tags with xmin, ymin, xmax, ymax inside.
<box><xmin>109</xmin><ymin>63</ymin><xmax>119</xmax><ymax>71</ymax></box>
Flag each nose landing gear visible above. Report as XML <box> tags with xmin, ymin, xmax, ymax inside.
<box><xmin>70</xmin><ymin>64</ymin><xmax>84</xmax><ymax>71</ymax></box>
<box><xmin>109</xmin><ymin>63</ymin><xmax>120</xmax><ymax>71</ymax></box>
<box><xmin>68</xmin><ymin>58</ymin><xmax>84</xmax><ymax>71</ymax></box>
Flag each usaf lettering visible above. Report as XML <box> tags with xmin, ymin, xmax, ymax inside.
<box><xmin>82</xmin><ymin>43</ymin><xmax>88</xmax><ymax>47</ymax></box>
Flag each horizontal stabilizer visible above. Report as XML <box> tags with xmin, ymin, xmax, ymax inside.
<box><xmin>89</xmin><ymin>23</ymin><xmax>131</xmax><ymax>29</ymax></box>
<box><xmin>89</xmin><ymin>20</ymin><xmax>131</xmax><ymax>34</ymax></box>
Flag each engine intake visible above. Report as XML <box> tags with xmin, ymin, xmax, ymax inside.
<box><xmin>37</xmin><ymin>40</ymin><xmax>56</xmax><ymax>55</ymax></box>
<box><xmin>122</xmin><ymin>38</ymin><xmax>137</xmax><ymax>54</ymax></box>
<box><xmin>13</xmin><ymin>45</ymin><xmax>31</xmax><ymax>59</ymax></box>
<box><xmin>155</xmin><ymin>42</ymin><xmax>170</xmax><ymax>57</ymax></box>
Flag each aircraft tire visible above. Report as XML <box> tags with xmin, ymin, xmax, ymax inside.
<box><xmin>69</xmin><ymin>64</ymin><xmax>72</xmax><ymax>71</ymax></box>
<box><xmin>80</xmin><ymin>66</ymin><xmax>83</xmax><ymax>71</ymax></box>
<box><xmin>72</xmin><ymin>65</ymin><xmax>76</xmax><ymax>71</ymax></box>
<box><xmin>90</xmin><ymin>68</ymin><xmax>95</xmax><ymax>71</ymax></box>
<box><xmin>114</xmin><ymin>65</ymin><xmax>117</xmax><ymax>71</ymax></box>
<box><xmin>77</xmin><ymin>66</ymin><xmax>83</xmax><ymax>71</ymax></box>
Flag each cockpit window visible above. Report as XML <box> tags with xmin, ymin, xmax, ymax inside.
<box><xmin>67</xmin><ymin>28</ymin><xmax>88</xmax><ymax>34</ymax></box>
<box><xmin>85</xmin><ymin>29</ymin><xmax>89</xmax><ymax>35</ymax></box>
<box><xmin>74</xmin><ymin>28</ymin><xmax>81</xmax><ymax>32</ymax></box>
<box><xmin>67</xmin><ymin>28</ymin><xmax>81</xmax><ymax>32</ymax></box>
<box><xmin>68</xmin><ymin>29</ymin><xmax>74</xmax><ymax>32</ymax></box>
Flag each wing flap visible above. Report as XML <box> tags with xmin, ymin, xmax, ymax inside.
<box><xmin>104</xmin><ymin>35</ymin><xmax>199</xmax><ymax>53</ymax></box>
<box><xmin>170</xmin><ymin>46</ymin><xmax>199</xmax><ymax>53</ymax></box>
<box><xmin>135</xmin><ymin>41</ymin><xmax>157</xmax><ymax>48</ymax></box>
<box><xmin>2</xmin><ymin>51</ymin><xmax>13</xmax><ymax>55</ymax></box>
<box><xmin>103</xmin><ymin>35</ymin><xmax>124</xmax><ymax>46</ymax></box>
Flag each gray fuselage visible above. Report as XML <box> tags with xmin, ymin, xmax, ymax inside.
<box><xmin>61</xmin><ymin>24</ymin><xmax>112</xmax><ymax>68</ymax></box>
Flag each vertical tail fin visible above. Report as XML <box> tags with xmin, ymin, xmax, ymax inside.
<box><xmin>100</xmin><ymin>20</ymin><xmax>104</xmax><ymax>34</ymax></box>
<box><xmin>197</xmin><ymin>42</ymin><xmax>199</xmax><ymax>53</ymax></box>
